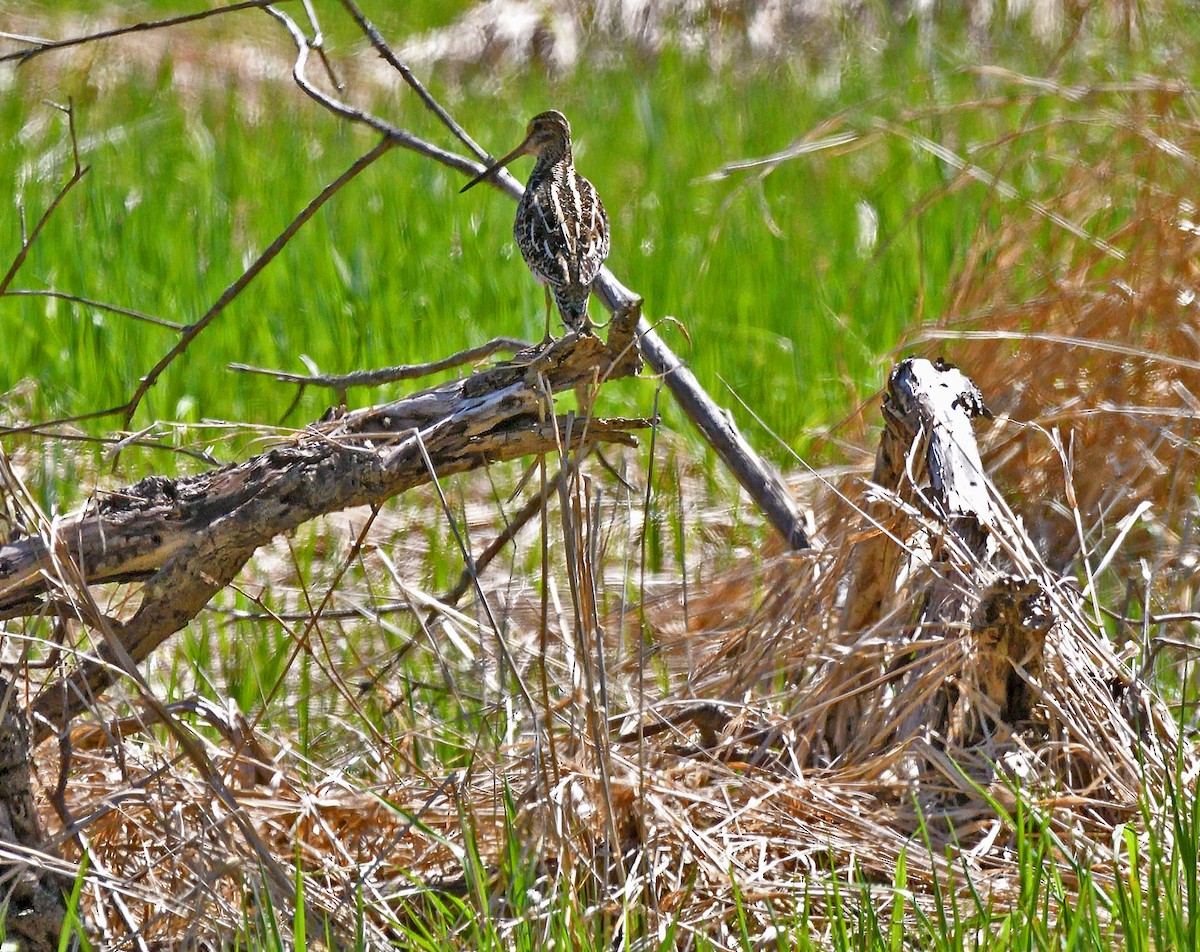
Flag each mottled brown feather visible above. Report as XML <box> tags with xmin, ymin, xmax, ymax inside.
<box><xmin>509</xmin><ymin>111</ymin><xmax>610</xmax><ymax>331</ymax></box>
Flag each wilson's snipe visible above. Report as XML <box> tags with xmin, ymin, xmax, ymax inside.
<box><xmin>461</xmin><ymin>110</ymin><xmax>610</xmax><ymax>341</ymax></box>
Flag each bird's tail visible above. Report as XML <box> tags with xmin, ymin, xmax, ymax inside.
<box><xmin>553</xmin><ymin>285</ymin><xmax>592</xmax><ymax>333</ymax></box>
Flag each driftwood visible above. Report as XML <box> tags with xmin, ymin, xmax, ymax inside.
<box><xmin>0</xmin><ymin>330</ymin><xmax>645</xmax><ymax>746</ymax></box>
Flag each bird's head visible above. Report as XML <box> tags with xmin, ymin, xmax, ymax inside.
<box><xmin>460</xmin><ymin>110</ymin><xmax>573</xmax><ymax>193</ymax></box>
<box><xmin>521</xmin><ymin>111</ymin><xmax>572</xmax><ymax>155</ymax></box>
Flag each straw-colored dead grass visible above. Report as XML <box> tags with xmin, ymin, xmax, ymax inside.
<box><xmin>924</xmin><ymin>78</ymin><xmax>1200</xmax><ymax>574</ymax></box>
<box><xmin>9</xmin><ymin>67</ymin><xmax>1200</xmax><ymax>951</ymax></box>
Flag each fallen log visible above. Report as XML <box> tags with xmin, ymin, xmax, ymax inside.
<box><xmin>0</xmin><ymin>333</ymin><xmax>646</xmax><ymax>744</ymax></box>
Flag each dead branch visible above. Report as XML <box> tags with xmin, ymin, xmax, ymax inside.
<box><xmin>265</xmin><ymin>7</ymin><xmax>483</xmax><ymax>178</ymax></box>
<box><xmin>333</xmin><ymin>0</ymin><xmax>489</xmax><ymax>160</ymax></box>
<box><xmin>229</xmin><ymin>336</ymin><xmax>529</xmax><ymax>394</ymax></box>
<box><xmin>634</xmin><ymin>324</ymin><xmax>810</xmax><ymax>549</ymax></box>
<box><xmin>864</xmin><ymin>357</ymin><xmax>1028</xmax><ymax>749</ymax></box>
<box><xmin>118</xmin><ymin>137</ymin><xmax>398</xmax><ymax>430</ymax></box>
<box><xmin>0</xmin><ymin>101</ymin><xmax>87</xmax><ymax>298</ymax></box>
<box><xmin>0</xmin><ymin>135</ymin><xmax>398</xmax><ymax>440</ymax></box>
<box><xmin>0</xmin><ymin>335</ymin><xmax>644</xmax><ymax>743</ymax></box>
<box><xmin>0</xmin><ymin>290</ymin><xmax>185</xmax><ymax>331</ymax></box>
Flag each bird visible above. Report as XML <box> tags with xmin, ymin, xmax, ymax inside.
<box><xmin>460</xmin><ymin>110</ymin><xmax>610</xmax><ymax>342</ymax></box>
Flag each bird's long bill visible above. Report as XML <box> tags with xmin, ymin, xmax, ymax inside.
<box><xmin>459</xmin><ymin>139</ymin><xmax>531</xmax><ymax>193</ymax></box>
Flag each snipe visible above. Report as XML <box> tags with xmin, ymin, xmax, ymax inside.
<box><xmin>461</xmin><ymin>110</ymin><xmax>610</xmax><ymax>340</ymax></box>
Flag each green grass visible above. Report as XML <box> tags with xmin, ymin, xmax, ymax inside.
<box><xmin>3</xmin><ymin>1</ymin><xmax>1174</xmax><ymax>476</ymax></box>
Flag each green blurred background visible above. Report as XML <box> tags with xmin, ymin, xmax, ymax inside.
<box><xmin>1</xmin><ymin>1</ymin><xmax>1190</xmax><ymax>465</ymax></box>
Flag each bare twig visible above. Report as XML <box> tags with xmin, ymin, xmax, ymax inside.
<box><xmin>265</xmin><ymin>7</ymin><xmax>482</xmax><ymax>179</ymax></box>
<box><xmin>0</xmin><ymin>0</ymin><xmax>281</xmax><ymax>66</ymax></box>
<box><xmin>0</xmin><ymin>30</ymin><xmax>52</xmax><ymax>48</ymax></box>
<box><xmin>635</xmin><ymin>322</ymin><xmax>809</xmax><ymax>548</ymax></box>
<box><xmin>0</xmin><ymin>101</ymin><xmax>88</xmax><ymax>297</ymax></box>
<box><xmin>297</xmin><ymin>0</ymin><xmax>344</xmax><ymax>91</ymax></box>
<box><xmin>229</xmin><ymin>337</ymin><xmax>530</xmax><ymax>391</ymax></box>
<box><xmin>0</xmin><ymin>289</ymin><xmax>186</xmax><ymax>331</ymax></box>
<box><xmin>120</xmin><ymin>136</ymin><xmax>396</xmax><ymax>428</ymax></box>
<box><xmin>0</xmin><ymin>405</ymin><xmax>145</xmax><ymax>437</ymax></box>
<box><xmin>0</xmin><ymin>428</ymin><xmax>219</xmax><ymax>467</ymax></box>
<box><xmin>334</xmin><ymin>0</ymin><xmax>490</xmax><ymax>162</ymax></box>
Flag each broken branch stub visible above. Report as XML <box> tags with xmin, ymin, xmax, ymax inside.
<box><xmin>844</xmin><ymin>357</ymin><xmax>994</xmax><ymax>633</ymax></box>
<box><xmin>0</xmin><ymin>336</ymin><xmax>645</xmax><ymax>744</ymax></box>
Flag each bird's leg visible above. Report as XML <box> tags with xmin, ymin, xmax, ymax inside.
<box><xmin>542</xmin><ymin>287</ymin><xmax>554</xmax><ymax>345</ymax></box>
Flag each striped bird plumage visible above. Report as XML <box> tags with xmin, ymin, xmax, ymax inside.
<box><xmin>461</xmin><ymin>110</ymin><xmax>610</xmax><ymax>337</ymax></box>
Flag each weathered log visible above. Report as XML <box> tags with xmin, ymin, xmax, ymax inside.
<box><xmin>0</xmin><ymin>335</ymin><xmax>646</xmax><ymax>743</ymax></box>
<box><xmin>844</xmin><ymin>357</ymin><xmax>994</xmax><ymax>633</ymax></box>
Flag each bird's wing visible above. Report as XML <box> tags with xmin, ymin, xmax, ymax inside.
<box><xmin>516</xmin><ymin>190</ymin><xmax>572</xmax><ymax>288</ymax></box>
<box><xmin>574</xmin><ymin>178</ymin><xmax>610</xmax><ymax>287</ymax></box>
